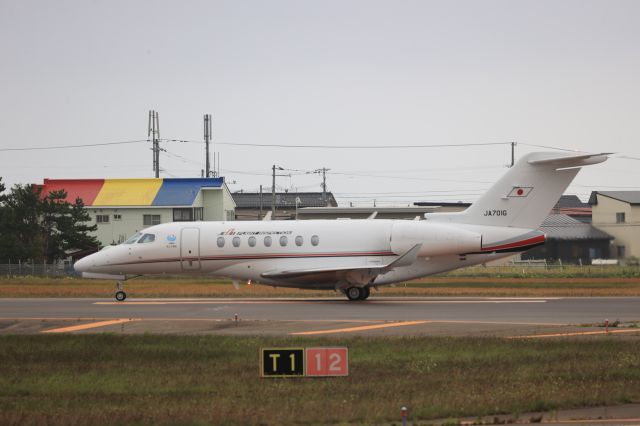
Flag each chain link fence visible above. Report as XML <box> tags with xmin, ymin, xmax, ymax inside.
<box><xmin>0</xmin><ymin>263</ymin><xmax>77</xmax><ymax>277</ymax></box>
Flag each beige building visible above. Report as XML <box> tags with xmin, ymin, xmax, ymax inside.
<box><xmin>589</xmin><ymin>191</ymin><xmax>640</xmax><ymax>259</ymax></box>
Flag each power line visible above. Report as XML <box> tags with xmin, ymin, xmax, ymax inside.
<box><xmin>0</xmin><ymin>140</ymin><xmax>148</xmax><ymax>152</ymax></box>
<box><xmin>163</xmin><ymin>139</ymin><xmax>513</xmax><ymax>149</ymax></box>
<box><xmin>518</xmin><ymin>143</ymin><xmax>577</xmax><ymax>152</ymax></box>
<box><xmin>328</xmin><ymin>170</ymin><xmax>496</xmax><ymax>184</ymax></box>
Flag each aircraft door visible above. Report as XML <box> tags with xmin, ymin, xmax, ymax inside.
<box><xmin>181</xmin><ymin>228</ymin><xmax>201</xmax><ymax>270</ymax></box>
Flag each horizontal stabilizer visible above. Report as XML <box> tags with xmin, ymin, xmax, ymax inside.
<box><xmin>527</xmin><ymin>152</ymin><xmax>610</xmax><ymax>168</ymax></box>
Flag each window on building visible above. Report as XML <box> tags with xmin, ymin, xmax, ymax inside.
<box><xmin>616</xmin><ymin>212</ymin><xmax>626</xmax><ymax>223</ymax></box>
<box><xmin>617</xmin><ymin>245</ymin><xmax>626</xmax><ymax>258</ymax></box>
<box><xmin>248</xmin><ymin>236</ymin><xmax>256</xmax><ymax>247</ymax></box>
<box><xmin>96</xmin><ymin>214</ymin><xmax>109</xmax><ymax>224</ymax></box>
<box><xmin>311</xmin><ymin>235</ymin><xmax>320</xmax><ymax>246</ymax></box>
<box><xmin>113</xmin><ymin>214</ymin><xmax>122</xmax><ymax>221</ymax></box>
<box><xmin>232</xmin><ymin>236</ymin><xmax>241</xmax><ymax>247</ymax></box>
<box><xmin>264</xmin><ymin>236</ymin><xmax>272</xmax><ymax>247</ymax></box>
<box><xmin>279</xmin><ymin>236</ymin><xmax>288</xmax><ymax>247</ymax></box>
<box><xmin>226</xmin><ymin>210</ymin><xmax>235</xmax><ymax>221</ymax></box>
<box><xmin>143</xmin><ymin>214</ymin><xmax>161</xmax><ymax>226</ymax></box>
<box><xmin>173</xmin><ymin>208</ymin><xmax>193</xmax><ymax>222</ymax></box>
<box><xmin>194</xmin><ymin>208</ymin><xmax>204</xmax><ymax>221</ymax></box>
<box><xmin>295</xmin><ymin>236</ymin><xmax>303</xmax><ymax>246</ymax></box>
<box><xmin>217</xmin><ymin>237</ymin><xmax>225</xmax><ymax>248</ymax></box>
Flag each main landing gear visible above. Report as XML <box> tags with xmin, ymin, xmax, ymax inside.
<box><xmin>115</xmin><ymin>281</ymin><xmax>127</xmax><ymax>302</ymax></box>
<box><xmin>345</xmin><ymin>286</ymin><xmax>370</xmax><ymax>301</ymax></box>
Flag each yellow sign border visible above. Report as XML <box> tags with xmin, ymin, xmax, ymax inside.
<box><xmin>260</xmin><ymin>347</ymin><xmax>305</xmax><ymax>378</ymax></box>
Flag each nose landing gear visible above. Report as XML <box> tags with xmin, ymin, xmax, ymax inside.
<box><xmin>115</xmin><ymin>281</ymin><xmax>127</xmax><ymax>302</ymax></box>
<box><xmin>345</xmin><ymin>286</ymin><xmax>371</xmax><ymax>301</ymax></box>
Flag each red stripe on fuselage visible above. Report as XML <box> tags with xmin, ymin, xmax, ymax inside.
<box><xmin>481</xmin><ymin>234</ymin><xmax>545</xmax><ymax>252</ymax></box>
<box><xmin>108</xmin><ymin>251</ymin><xmax>396</xmax><ymax>267</ymax></box>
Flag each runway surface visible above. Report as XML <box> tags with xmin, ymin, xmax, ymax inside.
<box><xmin>1</xmin><ymin>296</ymin><xmax>639</xmax><ymax>337</ymax></box>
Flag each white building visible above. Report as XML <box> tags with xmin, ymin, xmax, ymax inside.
<box><xmin>41</xmin><ymin>177</ymin><xmax>235</xmax><ymax>246</ymax></box>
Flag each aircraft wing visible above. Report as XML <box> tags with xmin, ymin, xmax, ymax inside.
<box><xmin>260</xmin><ymin>244</ymin><xmax>421</xmax><ymax>286</ymax></box>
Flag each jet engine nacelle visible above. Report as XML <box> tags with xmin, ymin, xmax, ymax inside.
<box><xmin>390</xmin><ymin>222</ymin><xmax>482</xmax><ymax>257</ymax></box>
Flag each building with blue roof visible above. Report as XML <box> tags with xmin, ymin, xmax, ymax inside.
<box><xmin>40</xmin><ymin>177</ymin><xmax>235</xmax><ymax>246</ymax></box>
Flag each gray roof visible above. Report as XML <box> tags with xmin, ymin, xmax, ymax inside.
<box><xmin>414</xmin><ymin>201</ymin><xmax>471</xmax><ymax>207</ymax></box>
<box><xmin>298</xmin><ymin>206</ymin><xmax>438</xmax><ymax>215</ymax></box>
<box><xmin>232</xmin><ymin>192</ymin><xmax>337</xmax><ymax>209</ymax></box>
<box><xmin>554</xmin><ymin>195</ymin><xmax>589</xmax><ymax>209</ymax></box>
<box><xmin>540</xmin><ymin>214</ymin><xmax>613</xmax><ymax>240</ymax></box>
<box><xmin>589</xmin><ymin>191</ymin><xmax>640</xmax><ymax>205</ymax></box>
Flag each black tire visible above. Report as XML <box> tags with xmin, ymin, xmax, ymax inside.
<box><xmin>359</xmin><ymin>287</ymin><xmax>371</xmax><ymax>300</ymax></box>
<box><xmin>345</xmin><ymin>287</ymin><xmax>362</xmax><ymax>301</ymax></box>
<box><xmin>115</xmin><ymin>290</ymin><xmax>127</xmax><ymax>302</ymax></box>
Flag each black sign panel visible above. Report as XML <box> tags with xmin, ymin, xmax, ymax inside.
<box><xmin>261</xmin><ymin>348</ymin><xmax>304</xmax><ymax>377</ymax></box>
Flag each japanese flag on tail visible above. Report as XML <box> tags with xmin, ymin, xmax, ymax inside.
<box><xmin>507</xmin><ymin>187</ymin><xmax>533</xmax><ymax>197</ymax></box>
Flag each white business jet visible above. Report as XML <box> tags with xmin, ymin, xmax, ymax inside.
<box><xmin>74</xmin><ymin>151</ymin><xmax>607</xmax><ymax>301</ymax></box>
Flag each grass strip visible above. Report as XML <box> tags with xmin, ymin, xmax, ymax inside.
<box><xmin>2</xmin><ymin>275</ymin><xmax>640</xmax><ymax>297</ymax></box>
<box><xmin>0</xmin><ymin>335</ymin><xmax>638</xmax><ymax>425</ymax></box>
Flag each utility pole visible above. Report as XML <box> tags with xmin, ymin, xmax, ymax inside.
<box><xmin>259</xmin><ymin>185</ymin><xmax>263</xmax><ymax>220</ymax></box>
<box><xmin>272</xmin><ymin>165</ymin><xmax>277</xmax><ymax>217</ymax></box>
<box><xmin>510</xmin><ymin>141</ymin><xmax>516</xmax><ymax>167</ymax></box>
<box><xmin>322</xmin><ymin>167</ymin><xmax>327</xmax><ymax>205</ymax></box>
<box><xmin>148</xmin><ymin>110</ymin><xmax>161</xmax><ymax>178</ymax></box>
<box><xmin>204</xmin><ymin>114</ymin><xmax>212</xmax><ymax>177</ymax></box>
<box><xmin>314</xmin><ymin>167</ymin><xmax>330</xmax><ymax>205</ymax></box>
<box><xmin>271</xmin><ymin>165</ymin><xmax>288</xmax><ymax>217</ymax></box>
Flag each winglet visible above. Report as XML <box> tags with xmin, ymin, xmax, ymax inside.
<box><xmin>383</xmin><ymin>244</ymin><xmax>422</xmax><ymax>271</ymax></box>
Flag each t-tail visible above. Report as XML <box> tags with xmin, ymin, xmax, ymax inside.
<box><xmin>426</xmin><ymin>152</ymin><xmax>609</xmax><ymax>229</ymax></box>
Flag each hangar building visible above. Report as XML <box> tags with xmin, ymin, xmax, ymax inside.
<box><xmin>40</xmin><ymin>178</ymin><xmax>235</xmax><ymax>246</ymax></box>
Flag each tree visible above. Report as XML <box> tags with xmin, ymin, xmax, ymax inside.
<box><xmin>41</xmin><ymin>189</ymin><xmax>98</xmax><ymax>261</ymax></box>
<box><xmin>0</xmin><ymin>179</ymin><xmax>98</xmax><ymax>263</ymax></box>
<box><xmin>0</xmin><ymin>178</ymin><xmax>17</xmax><ymax>262</ymax></box>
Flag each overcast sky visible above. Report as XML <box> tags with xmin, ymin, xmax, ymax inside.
<box><xmin>1</xmin><ymin>0</ymin><xmax>639</xmax><ymax>206</ymax></box>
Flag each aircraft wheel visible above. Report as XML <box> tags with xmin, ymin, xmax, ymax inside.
<box><xmin>115</xmin><ymin>290</ymin><xmax>127</xmax><ymax>302</ymax></box>
<box><xmin>359</xmin><ymin>287</ymin><xmax>371</xmax><ymax>300</ymax></box>
<box><xmin>345</xmin><ymin>287</ymin><xmax>363</xmax><ymax>301</ymax></box>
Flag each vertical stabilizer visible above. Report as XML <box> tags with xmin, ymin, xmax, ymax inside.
<box><xmin>426</xmin><ymin>152</ymin><xmax>608</xmax><ymax>229</ymax></box>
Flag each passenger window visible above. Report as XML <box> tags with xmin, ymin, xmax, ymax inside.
<box><xmin>311</xmin><ymin>235</ymin><xmax>319</xmax><ymax>246</ymax></box>
<box><xmin>232</xmin><ymin>236</ymin><xmax>241</xmax><ymax>247</ymax></box>
<box><xmin>217</xmin><ymin>237</ymin><xmax>225</xmax><ymax>248</ymax></box>
<box><xmin>295</xmin><ymin>236</ymin><xmax>303</xmax><ymax>246</ymax></box>
<box><xmin>137</xmin><ymin>234</ymin><xmax>155</xmax><ymax>244</ymax></box>
<box><xmin>248</xmin><ymin>236</ymin><xmax>256</xmax><ymax>247</ymax></box>
<box><xmin>280</xmin><ymin>236</ymin><xmax>288</xmax><ymax>246</ymax></box>
<box><xmin>264</xmin><ymin>236</ymin><xmax>272</xmax><ymax>247</ymax></box>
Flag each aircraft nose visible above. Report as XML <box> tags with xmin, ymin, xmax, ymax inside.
<box><xmin>74</xmin><ymin>256</ymin><xmax>91</xmax><ymax>273</ymax></box>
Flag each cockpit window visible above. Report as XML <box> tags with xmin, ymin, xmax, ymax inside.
<box><xmin>137</xmin><ymin>234</ymin><xmax>156</xmax><ymax>244</ymax></box>
<box><xmin>124</xmin><ymin>232</ymin><xmax>142</xmax><ymax>244</ymax></box>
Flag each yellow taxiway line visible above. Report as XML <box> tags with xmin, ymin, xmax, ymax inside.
<box><xmin>510</xmin><ymin>328</ymin><xmax>640</xmax><ymax>339</ymax></box>
<box><xmin>290</xmin><ymin>320</ymin><xmax>430</xmax><ymax>335</ymax></box>
<box><xmin>41</xmin><ymin>319</ymin><xmax>136</xmax><ymax>333</ymax></box>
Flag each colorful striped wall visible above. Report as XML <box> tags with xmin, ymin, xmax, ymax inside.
<box><xmin>41</xmin><ymin>178</ymin><xmax>224</xmax><ymax>207</ymax></box>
